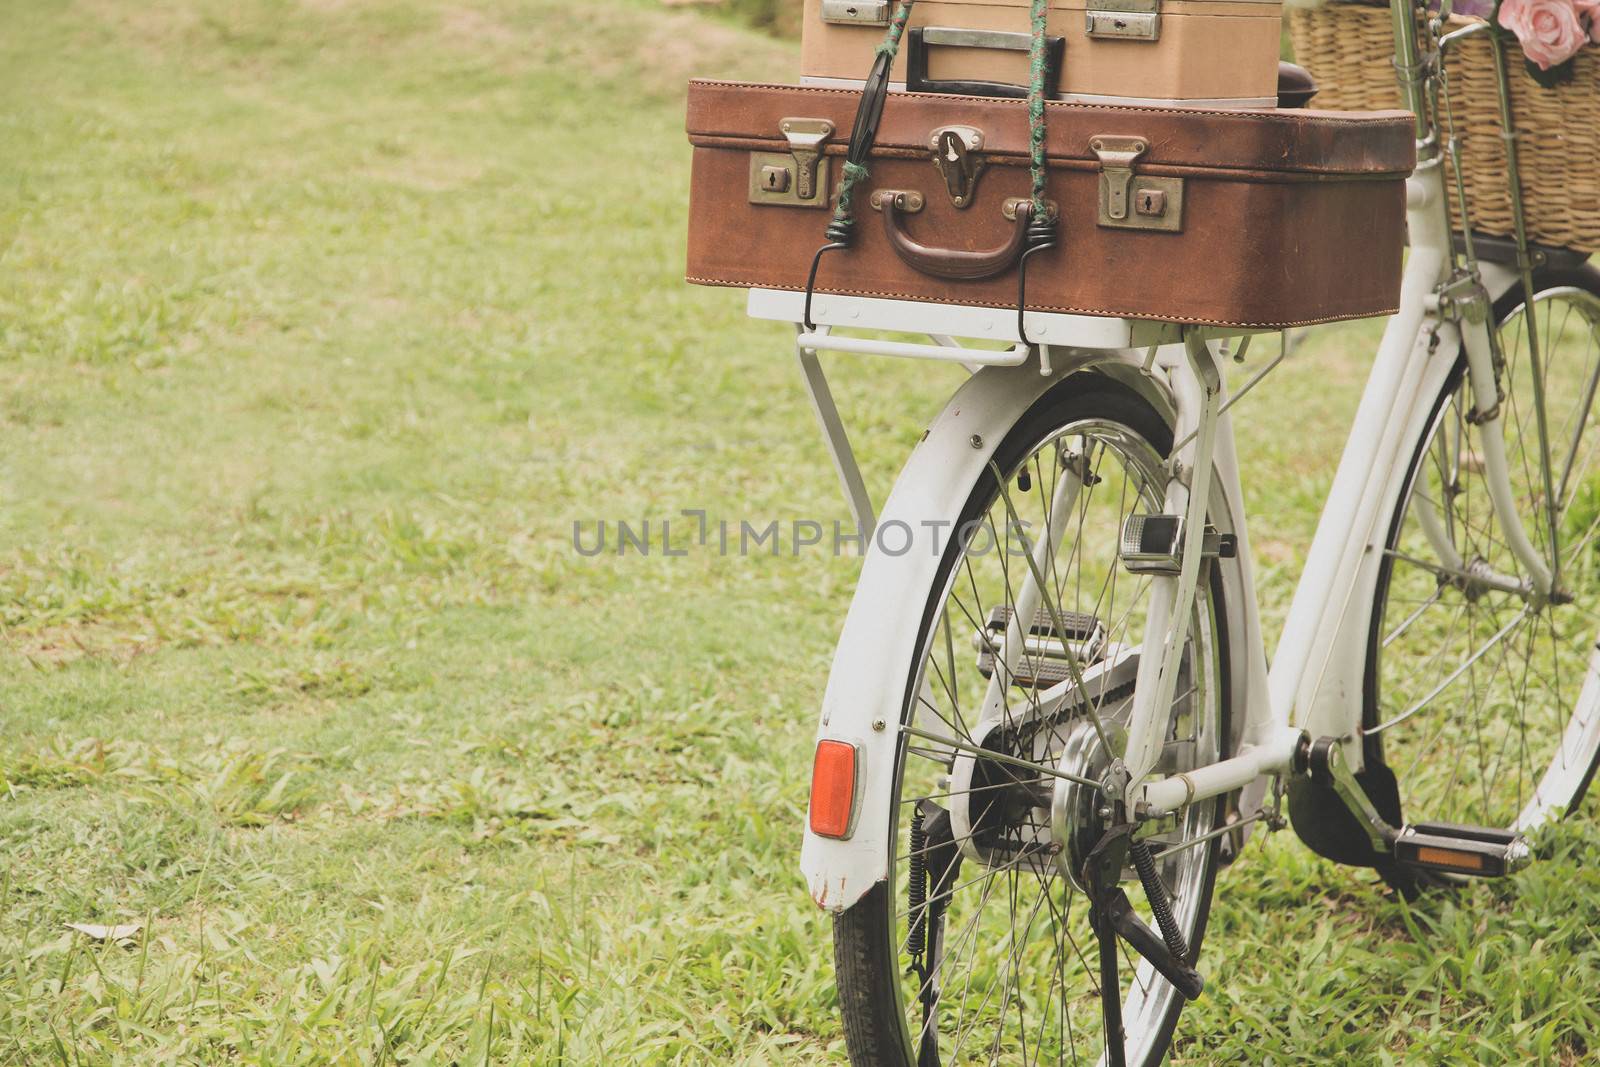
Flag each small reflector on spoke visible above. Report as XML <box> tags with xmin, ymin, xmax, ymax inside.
<box><xmin>1414</xmin><ymin>846</ymin><xmax>1488</xmax><ymax>872</ymax></box>
<box><xmin>810</xmin><ymin>740</ymin><xmax>860</xmax><ymax>839</ymax></box>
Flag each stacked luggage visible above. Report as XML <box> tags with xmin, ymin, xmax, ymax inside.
<box><xmin>686</xmin><ymin>0</ymin><xmax>1417</xmax><ymax>330</ymax></box>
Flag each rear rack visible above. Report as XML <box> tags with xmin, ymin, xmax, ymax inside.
<box><xmin>751</xmin><ymin>287</ymin><xmax>1266</xmax><ymax>368</ymax></box>
<box><xmin>755</xmin><ymin>286</ymin><xmax>1270</xmax><ymax>540</ymax></box>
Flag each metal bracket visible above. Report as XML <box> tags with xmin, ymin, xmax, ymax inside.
<box><xmin>930</xmin><ymin>125</ymin><xmax>985</xmax><ymax>209</ymax></box>
<box><xmin>795</xmin><ymin>330</ymin><xmax>876</xmax><ymax>536</ymax></box>
<box><xmin>870</xmin><ymin>189</ymin><xmax>925</xmax><ymax>214</ymax></box>
<box><xmin>1090</xmin><ymin>136</ymin><xmax>1184</xmax><ymax>232</ymax></box>
<box><xmin>1003</xmin><ymin>197</ymin><xmax>1057</xmax><ymax>222</ymax></box>
<box><xmin>1433</xmin><ymin>270</ymin><xmax>1491</xmax><ymax>325</ymax></box>
<box><xmin>1433</xmin><ymin>272</ymin><xmax>1508</xmax><ymax>425</ymax></box>
<box><xmin>1085</xmin><ymin>0</ymin><xmax>1162</xmax><ymax>41</ymax></box>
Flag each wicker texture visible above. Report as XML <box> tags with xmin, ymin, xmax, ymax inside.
<box><xmin>1289</xmin><ymin>3</ymin><xmax>1600</xmax><ymax>251</ymax></box>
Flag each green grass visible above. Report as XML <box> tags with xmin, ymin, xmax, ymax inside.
<box><xmin>1</xmin><ymin>0</ymin><xmax>1598</xmax><ymax>1063</ymax></box>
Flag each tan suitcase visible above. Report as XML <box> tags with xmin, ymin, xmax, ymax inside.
<box><xmin>684</xmin><ymin>80</ymin><xmax>1415</xmax><ymax>328</ymax></box>
<box><xmin>801</xmin><ymin>0</ymin><xmax>1283</xmax><ymax>106</ymax></box>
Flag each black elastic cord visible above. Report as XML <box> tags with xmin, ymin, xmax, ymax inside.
<box><xmin>1016</xmin><ymin>210</ymin><xmax>1057</xmax><ymax>346</ymax></box>
<box><xmin>808</xmin><ymin>7</ymin><xmax>910</xmax><ymax>311</ymax></box>
<box><xmin>803</xmin><ymin>241</ymin><xmax>847</xmax><ymax>331</ymax></box>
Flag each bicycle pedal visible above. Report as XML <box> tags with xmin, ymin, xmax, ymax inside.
<box><xmin>1304</xmin><ymin>738</ymin><xmax>1533</xmax><ymax>878</ymax></box>
<box><xmin>974</xmin><ymin>606</ymin><xmax>1106</xmax><ymax>687</ymax></box>
<box><xmin>1119</xmin><ymin>515</ymin><xmax>1235</xmax><ymax>577</ymax></box>
<box><xmin>1393</xmin><ymin>822</ymin><xmax>1532</xmax><ymax>878</ymax></box>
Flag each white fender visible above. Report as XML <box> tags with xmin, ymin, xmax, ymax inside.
<box><xmin>800</xmin><ymin>346</ymin><xmax>1268</xmax><ymax>912</ymax></box>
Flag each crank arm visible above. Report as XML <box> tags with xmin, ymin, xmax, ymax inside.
<box><xmin>1306</xmin><ymin>737</ymin><xmax>1533</xmax><ymax>878</ymax></box>
<box><xmin>1306</xmin><ymin>736</ymin><xmax>1397</xmax><ymax>853</ymax></box>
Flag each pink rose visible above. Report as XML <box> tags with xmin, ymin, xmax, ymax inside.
<box><xmin>1498</xmin><ymin>0</ymin><xmax>1590</xmax><ymax>69</ymax></box>
<box><xmin>1577</xmin><ymin>0</ymin><xmax>1600</xmax><ymax>42</ymax></box>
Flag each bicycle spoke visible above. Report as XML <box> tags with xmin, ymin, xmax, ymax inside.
<box><xmin>1373</xmin><ymin>284</ymin><xmax>1600</xmax><ymax>830</ymax></box>
<box><xmin>862</xmin><ymin>413</ymin><xmax>1220</xmax><ymax>1066</ymax></box>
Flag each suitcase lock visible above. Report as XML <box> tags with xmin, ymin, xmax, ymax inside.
<box><xmin>930</xmin><ymin>125</ymin><xmax>986</xmax><ymax>209</ymax></box>
<box><xmin>1090</xmin><ymin>136</ymin><xmax>1185</xmax><ymax>233</ymax></box>
<box><xmin>748</xmin><ymin>118</ymin><xmax>836</xmax><ymax>209</ymax></box>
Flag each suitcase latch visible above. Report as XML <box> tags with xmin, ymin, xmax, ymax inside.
<box><xmin>1091</xmin><ymin>135</ymin><xmax>1185</xmax><ymax>233</ymax></box>
<box><xmin>782</xmin><ymin>119</ymin><xmax>835</xmax><ymax>202</ymax></box>
<box><xmin>930</xmin><ymin>125</ymin><xmax>985</xmax><ymax>209</ymax></box>
<box><xmin>819</xmin><ymin>0</ymin><xmax>891</xmax><ymax>25</ymax></box>
<box><xmin>749</xmin><ymin>118</ymin><xmax>836</xmax><ymax>209</ymax></box>
<box><xmin>1085</xmin><ymin>0</ymin><xmax>1162</xmax><ymax>42</ymax></box>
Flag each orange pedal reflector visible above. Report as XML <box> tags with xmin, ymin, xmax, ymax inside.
<box><xmin>1414</xmin><ymin>845</ymin><xmax>1488</xmax><ymax>873</ymax></box>
<box><xmin>809</xmin><ymin>740</ymin><xmax>860</xmax><ymax>839</ymax></box>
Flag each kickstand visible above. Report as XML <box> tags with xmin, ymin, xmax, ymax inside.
<box><xmin>1092</xmin><ymin>904</ymin><xmax>1127</xmax><ymax>1067</ymax></box>
<box><xmin>1084</xmin><ymin>828</ymin><xmax>1132</xmax><ymax>1067</ymax></box>
<box><xmin>1083</xmin><ymin>826</ymin><xmax>1207</xmax><ymax>1067</ymax></box>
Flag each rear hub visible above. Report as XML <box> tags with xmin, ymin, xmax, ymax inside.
<box><xmin>1052</xmin><ymin>719</ymin><xmax>1125</xmax><ymax>891</ymax></box>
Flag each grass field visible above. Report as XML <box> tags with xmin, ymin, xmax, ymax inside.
<box><xmin>3</xmin><ymin>0</ymin><xmax>1599</xmax><ymax>1063</ymax></box>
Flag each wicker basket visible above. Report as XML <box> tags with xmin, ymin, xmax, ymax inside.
<box><xmin>1288</xmin><ymin>3</ymin><xmax>1600</xmax><ymax>252</ymax></box>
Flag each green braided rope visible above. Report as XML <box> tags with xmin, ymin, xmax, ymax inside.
<box><xmin>875</xmin><ymin>0</ymin><xmax>915</xmax><ymax>57</ymax></box>
<box><xmin>1028</xmin><ymin>0</ymin><xmax>1050</xmax><ymax>220</ymax></box>
<box><xmin>827</xmin><ymin>0</ymin><xmax>916</xmax><ymax>239</ymax></box>
<box><xmin>826</xmin><ymin>0</ymin><xmax>1050</xmax><ymax>238</ymax></box>
<box><xmin>835</xmin><ymin>161</ymin><xmax>871</xmax><ymax>223</ymax></box>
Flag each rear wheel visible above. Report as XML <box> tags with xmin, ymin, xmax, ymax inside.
<box><xmin>833</xmin><ymin>375</ymin><xmax>1232</xmax><ymax>1067</ymax></box>
<box><xmin>1366</xmin><ymin>265</ymin><xmax>1600</xmax><ymax>832</ymax></box>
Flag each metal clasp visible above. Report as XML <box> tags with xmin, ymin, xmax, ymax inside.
<box><xmin>1085</xmin><ymin>0</ymin><xmax>1162</xmax><ymax>41</ymax></box>
<box><xmin>782</xmin><ymin>118</ymin><xmax>835</xmax><ymax>202</ymax></box>
<box><xmin>1091</xmin><ymin>135</ymin><xmax>1184</xmax><ymax>232</ymax></box>
<box><xmin>1090</xmin><ymin>136</ymin><xmax>1146</xmax><ymax>221</ymax></box>
<box><xmin>820</xmin><ymin>0</ymin><xmax>891</xmax><ymax>24</ymax></box>
<box><xmin>930</xmin><ymin>125</ymin><xmax>985</xmax><ymax>209</ymax></box>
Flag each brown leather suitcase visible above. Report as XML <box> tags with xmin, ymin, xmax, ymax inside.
<box><xmin>685</xmin><ymin>80</ymin><xmax>1416</xmax><ymax>329</ymax></box>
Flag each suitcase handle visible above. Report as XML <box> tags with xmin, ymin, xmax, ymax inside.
<box><xmin>878</xmin><ymin>192</ymin><xmax>1036</xmax><ymax>281</ymax></box>
<box><xmin>906</xmin><ymin>27</ymin><xmax>1065</xmax><ymax>100</ymax></box>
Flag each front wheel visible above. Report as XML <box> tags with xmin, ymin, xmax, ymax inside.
<box><xmin>832</xmin><ymin>374</ymin><xmax>1233</xmax><ymax>1067</ymax></box>
<box><xmin>1366</xmin><ymin>263</ymin><xmax>1600</xmax><ymax>832</ymax></box>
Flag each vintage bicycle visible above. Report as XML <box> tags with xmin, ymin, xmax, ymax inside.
<box><xmin>732</xmin><ymin>1</ymin><xmax>1600</xmax><ymax>1063</ymax></box>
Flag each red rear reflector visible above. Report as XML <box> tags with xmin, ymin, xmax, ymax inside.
<box><xmin>810</xmin><ymin>740</ymin><xmax>859</xmax><ymax>839</ymax></box>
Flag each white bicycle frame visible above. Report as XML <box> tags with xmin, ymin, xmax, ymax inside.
<box><xmin>782</xmin><ymin>118</ymin><xmax>1550</xmax><ymax>913</ymax></box>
